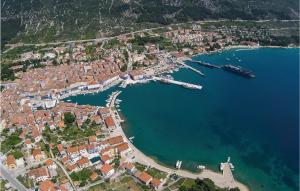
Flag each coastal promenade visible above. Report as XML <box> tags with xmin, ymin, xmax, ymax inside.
<box><xmin>107</xmin><ymin>94</ymin><xmax>249</xmax><ymax>191</ymax></box>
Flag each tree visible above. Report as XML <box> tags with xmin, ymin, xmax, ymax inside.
<box><xmin>11</xmin><ymin>150</ymin><xmax>23</xmax><ymax>159</ymax></box>
<box><xmin>1</xmin><ymin>64</ymin><xmax>15</xmax><ymax>81</ymax></box>
<box><xmin>64</xmin><ymin>112</ymin><xmax>76</xmax><ymax>125</ymax></box>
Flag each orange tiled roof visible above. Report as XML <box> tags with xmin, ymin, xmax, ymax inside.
<box><xmin>39</xmin><ymin>180</ymin><xmax>57</xmax><ymax>191</ymax></box>
<box><xmin>100</xmin><ymin>164</ymin><xmax>113</xmax><ymax>174</ymax></box>
<box><xmin>137</xmin><ymin>171</ymin><xmax>152</xmax><ymax>183</ymax></box>
<box><xmin>7</xmin><ymin>155</ymin><xmax>16</xmax><ymax>166</ymax></box>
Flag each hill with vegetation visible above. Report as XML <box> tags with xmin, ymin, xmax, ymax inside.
<box><xmin>2</xmin><ymin>0</ymin><xmax>299</xmax><ymax>46</ymax></box>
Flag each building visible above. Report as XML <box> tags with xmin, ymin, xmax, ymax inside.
<box><xmin>28</xmin><ymin>167</ymin><xmax>49</xmax><ymax>183</ymax></box>
<box><xmin>104</xmin><ymin>116</ymin><xmax>116</xmax><ymax>129</ymax></box>
<box><xmin>122</xmin><ymin>162</ymin><xmax>136</xmax><ymax>174</ymax></box>
<box><xmin>32</xmin><ymin>149</ymin><xmax>43</xmax><ymax>161</ymax></box>
<box><xmin>45</xmin><ymin>159</ymin><xmax>57</xmax><ymax>169</ymax></box>
<box><xmin>98</xmin><ymin>107</ymin><xmax>110</xmax><ymax>118</ymax></box>
<box><xmin>100</xmin><ymin>164</ymin><xmax>115</xmax><ymax>178</ymax></box>
<box><xmin>135</xmin><ymin>171</ymin><xmax>153</xmax><ymax>186</ymax></box>
<box><xmin>151</xmin><ymin>178</ymin><xmax>162</xmax><ymax>190</ymax></box>
<box><xmin>6</xmin><ymin>155</ymin><xmax>17</xmax><ymax>169</ymax></box>
<box><xmin>39</xmin><ymin>180</ymin><xmax>57</xmax><ymax>191</ymax></box>
<box><xmin>116</xmin><ymin>142</ymin><xmax>131</xmax><ymax>156</ymax></box>
<box><xmin>129</xmin><ymin>70</ymin><xmax>145</xmax><ymax>80</ymax></box>
<box><xmin>77</xmin><ymin>157</ymin><xmax>90</xmax><ymax>169</ymax></box>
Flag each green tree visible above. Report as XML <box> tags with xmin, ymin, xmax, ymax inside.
<box><xmin>64</xmin><ymin>112</ymin><xmax>76</xmax><ymax>125</ymax></box>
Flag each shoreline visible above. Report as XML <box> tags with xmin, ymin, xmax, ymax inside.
<box><xmin>191</xmin><ymin>44</ymin><xmax>299</xmax><ymax>58</ymax></box>
<box><xmin>112</xmin><ymin>118</ymin><xmax>250</xmax><ymax>191</ymax></box>
<box><xmin>109</xmin><ymin>95</ymin><xmax>250</xmax><ymax>191</ymax></box>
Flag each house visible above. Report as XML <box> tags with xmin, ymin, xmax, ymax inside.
<box><xmin>88</xmin><ymin>136</ymin><xmax>97</xmax><ymax>144</ymax></box>
<box><xmin>56</xmin><ymin>121</ymin><xmax>65</xmax><ymax>128</ymax></box>
<box><xmin>104</xmin><ymin>116</ymin><xmax>116</xmax><ymax>129</ymax></box>
<box><xmin>77</xmin><ymin>157</ymin><xmax>90</xmax><ymax>169</ymax></box>
<box><xmin>45</xmin><ymin>159</ymin><xmax>57</xmax><ymax>169</ymax></box>
<box><xmin>24</xmin><ymin>139</ymin><xmax>33</xmax><ymax>149</ymax></box>
<box><xmin>98</xmin><ymin>107</ymin><xmax>110</xmax><ymax>118</ymax></box>
<box><xmin>100</xmin><ymin>146</ymin><xmax>116</xmax><ymax>157</ymax></box>
<box><xmin>100</xmin><ymin>164</ymin><xmax>115</xmax><ymax>178</ymax></box>
<box><xmin>91</xmin><ymin>115</ymin><xmax>102</xmax><ymax>124</ymax></box>
<box><xmin>66</xmin><ymin>164</ymin><xmax>78</xmax><ymax>173</ymax></box>
<box><xmin>86</xmin><ymin>145</ymin><xmax>97</xmax><ymax>154</ymax></box>
<box><xmin>39</xmin><ymin>180</ymin><xmax>57</xmax><ymax>191</ymax></box>
<box><xmin>90</xmin><ymin>172</ymin><xmax>99</xmax><ymax>182</ymax></box>
<box><xmin>135</xmin><ymin>171</ymin><xmax>153</xmax><ymax>185</ymax></box>
<box><xmin>32</xmin><ymin>149</ymin><xmax>43</xmax><ymax>161</ymax></box>
<box><xmin>32</xmin><ymin>127</ymin><xmax>42</xmax><ymax>143</ymax></box>
<box><xmin>57</xmin><ymin>144</ymin><xmax>66</xmax><ymax>156</ymax></box>
<box><xmin>78</xmin><ymin>145</ymin><xmax>88</xmax><ymax>156</ymax></box>
<box><xmin>115</xmin><ymin>142</ymin><xmax>131</xmax><ymax>156</ymax></box>
<box><xmin>107</xmin><ymin>136</ymin><xmax>124</xmax><ymax>146</ymax></box>
<box><xmin>6</xmin><ymin>155</ymin><xmax>16</xmax><ymax>169</ymax></box>
<box><xmin>67</xmin><ymin>146</ymin><xmax>79</xmax><ymax>157</ymax></box>
<box><xmin>151</xmin><ymin>178</ymin><xmax>162</xmax><ymax>190</ymax></box>
<box><xmin>122</xmin><ymin>162</ymin><xmax>136</xmax><ymax>174</ymax></box>
<box><xmin>28</xmin><ymin>167</ymin><xmax>49</xmax><ymax>183</ymax></box>
<box><xmin>100</xmin><ymin>154</ymin><xmax>113</xmax><ymax>164</ymax></box>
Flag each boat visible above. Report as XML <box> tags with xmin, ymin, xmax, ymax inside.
<box><xmin>219</xmin><ymin>163</ymin><xmax>225</xmax><ymax>171</ymax></box>
<box><xmin>129</xmin><ymin>137</ymin><xmax>135</xmax><ymax>142</ymax></box>
<box><xmin>176</xmin><ymin>160</ymin><xmax>182</xmax><ymax>169</ymax></box>
<box><xmin>197</xmin><ymin>165</ymin><xmax>206</xmax><ymax>170</ymax></box>
<box><xmin>222</xmin><ymin>64</ymin><xmax>255</xmax><ymax>78</ymax></box>
<box><xmin>66</xmin><ymin>99</ymin><xmax>71</xmax><ymax>102</ymax></box>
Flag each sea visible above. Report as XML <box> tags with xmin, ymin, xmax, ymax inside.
<box><xmin>65</xmin><ymin>47</ymin><xmax>299</xmax><ymax>191</ymax></box>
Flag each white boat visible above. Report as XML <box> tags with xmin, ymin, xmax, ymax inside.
<box><xmin>176</xmin><ymin>160</ymin><xmax>182</xmax><ymax>169</ymax></box>
<box><xmin>219</xmin><ymin>163</ymin><xmax>225</xmax><ymax>171</ymax></box>
<box><xmin>197</xmin><ymin>165</ymin><xmax>206</xmax><ymax>170</ymax></box>
<box><xmin>66</xmin><ymin>99</ymin><xmax>71</xmax><ymax>102</ymax></box>
<box><xmin>129</xmin><ymin>137</ymin><xmax>135</xmax><ymax>142</ymax></box>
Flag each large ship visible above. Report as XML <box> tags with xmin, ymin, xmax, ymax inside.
<box><xmin>222</xmin><ymin>64</ymin><xmax>255</xmax><ymax>78</ymax></box>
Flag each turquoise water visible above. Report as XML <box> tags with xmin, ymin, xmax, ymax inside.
<box><xmin>66</xmin><ymin>48</ymin><xmax>299</xmax><ymax>191</ymax></box>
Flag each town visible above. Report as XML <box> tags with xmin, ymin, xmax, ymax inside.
<box><xmin>0</xmin><ymin>21</ymin><xmax>282</xmax><ymax>191</ymax></box>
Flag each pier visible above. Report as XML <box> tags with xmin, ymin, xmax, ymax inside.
<box><xmin>176</xmin><ymin>60</ymin><xmax>205</xmax><ymax>76</ymax></box>
<box><xmin>186</xmin><ymin>59</ymin><xmax>221</xmax><ymax>69</ymax></box>
<box><xmin>108</xmin><ymin>91</ymin><xmax>122</xmax><ymax>108</ymax></box>
<box><xmin>220</xmin><ymin>158</ymin><xmax>237</xmax><ymax>189</ymax></box>
<box><xmin>153</xmin><ymin>77</ymin><xmax>202</xmax><ymax>90</ymax></box>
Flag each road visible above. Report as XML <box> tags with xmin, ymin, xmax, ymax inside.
<box><xmin>52</xmin><ymin>159</ymin><xmax>78</xmax><ymax>191</ymax></box>
<box><xmin>0</xmin><ymin>164</ymin><xmax>29</xmax><ymax>191</ymax></box>
<box><xmin>4</xmin><ymin>19</ymin><xmax>299</xmax><ymax>50</ymax></box>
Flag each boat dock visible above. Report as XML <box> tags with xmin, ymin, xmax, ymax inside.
<box><xmin>220</xmin><ymin>157</ymin><xmax>236</xmax><ymax>189</ymax></box>
<box><xmin>187</xmin><ymin>59</ymin><xmax>221</xmax><ymax>69</ymax></box>
<box><xmin>108</xmin><ymin>91</ymin><xmax>122</xmax><ymax>108</ymax></box>
<box><xmin>177</xmin><ymin>60</ymin><xmax>205</xmax><ymax>76</ymax></box>
<box><xmin>153</xmin><ymin>77</ymin><xmax>202</xmax><ymax>90</ymax></box>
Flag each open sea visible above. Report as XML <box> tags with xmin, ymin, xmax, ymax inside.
<box><xmin>66</xmin><ymin>48</ymin><xmax>299</xmax><ymax>191</ymax></box>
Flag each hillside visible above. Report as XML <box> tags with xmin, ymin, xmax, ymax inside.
<box><xmin>1</xmin><ymin>0</ymin><xmax>299</xmax><ymax>46</ymax></box>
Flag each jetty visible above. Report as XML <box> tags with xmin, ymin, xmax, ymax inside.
<box><xmin>186</xmin><ymin>59</ymin><xmax>221</xmax><ymax>69</ymax></box>
<box><xmin>220</xmin><ymin>157</ymin><xmax>236</xmax><ymax>189</ymax></box>
<box><xmin>108</xmin><ymin>91</ymin><xmax>122</xmax><ymax>108</ymax></box>
<box><xmin>176</xmin><ymin>60</ymin><xmax>205</xmax><ymax>76</ymax></box>
<box><xmin>153</xmin><ymin>77</ymin><xmax>202</xmax><ymax>90</ymax></box>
